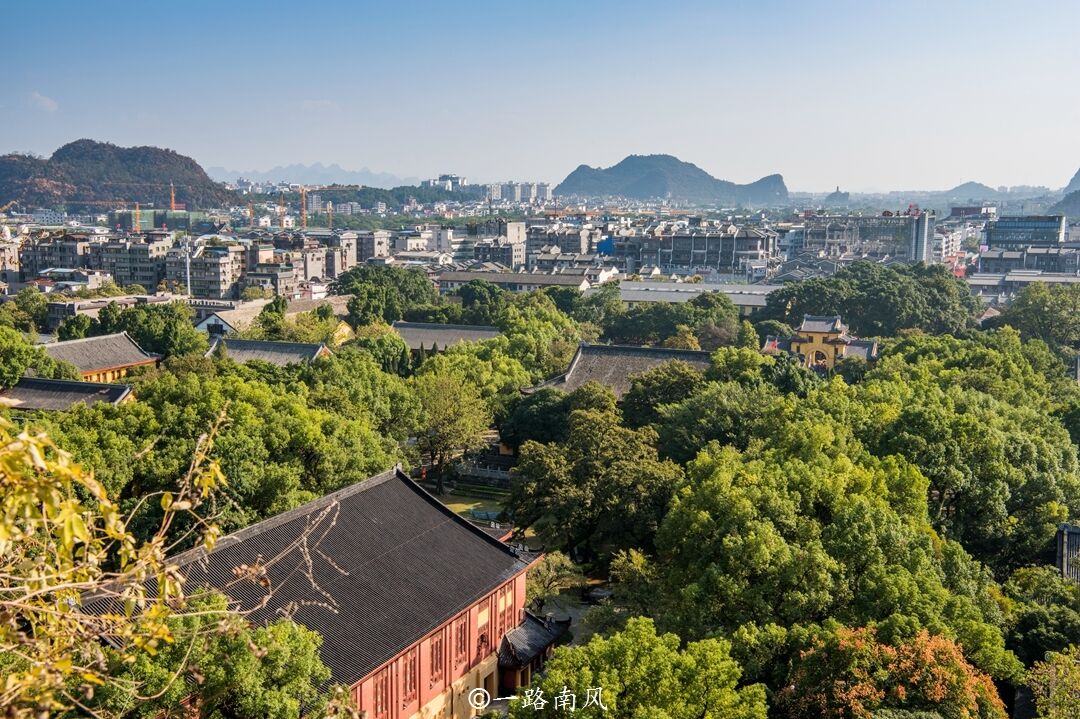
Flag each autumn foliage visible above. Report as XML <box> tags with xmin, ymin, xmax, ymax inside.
<box><xmin>776</xmin><ymin>626</ymin><xmax>1006</xmax><ymax>719</ymax></box>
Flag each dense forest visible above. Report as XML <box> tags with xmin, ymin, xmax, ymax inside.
<box><xmin>7</xmin><ymin>261</ymin><xmax>1080</xmax><ymax>718</ymax></box>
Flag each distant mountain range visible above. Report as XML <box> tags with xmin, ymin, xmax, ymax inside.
<box><xmin>206</xmin><ymin>163</ymin><xmax>418</xmax><ymax>189</ymax></box>
<box><xmin>0</xmin><ymin>139</ymin><xmax>235</xmax><ymax>210</ymax></box>
<box><xmin>554</xmin><ymin>154</ymin><xmax>788</xmax><ymax>205</ymax></box>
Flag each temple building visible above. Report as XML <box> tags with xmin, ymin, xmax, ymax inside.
<box><xmin>528</xmin><ymin>343</ymin><xmax>713</xmax><ymax>398</ymax></box>
<box><xmin>172</xmin><ymin>467</ymin><xmax>562</xmax><ymax>719</ymax></box>
<box><xmin>43</xmin><ymin>331</ymin><xmax>160</xmax><ymax>382</ymax></box>
<box><xmin>205</xmin><ymin>337</ymin><xmax>331</xmax><ymax>367</ymax></box>
<box><xmin>761</xmin><ymin>315</ymin><xmax>878</xmax><ymax>370</ymax></box>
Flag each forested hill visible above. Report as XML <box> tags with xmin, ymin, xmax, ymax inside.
<box><xmin>554</xmin><ymin>154</ymin><xmax>788</xmax><ymax>205</ymax></box>
<box><xmin>0</xmin><ymin>139</ymin><xmax>237</xmax><ymax>210</ymax></box>
<box><xmin>1049</xmin><ymin>188</ymin><xmax>1080</xmax><ymax>216</ymax></box>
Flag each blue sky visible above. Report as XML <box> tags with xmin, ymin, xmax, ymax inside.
<box><xmin>5</xmin><ymin>0</ymin><xmax>1080</xmax><ymax>191</ymax></box>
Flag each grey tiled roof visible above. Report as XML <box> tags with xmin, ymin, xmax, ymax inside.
<box><xmin>208</xmin><ymin>338</ymin><xmax>329</xmax><ymax>367</ymax></box>
<box><xmin>391</xmin><ymin>321</ymin><xmax>500</xmax><ymax>351</ymax></box>
<box><xmin>173</xmin><ymin>468</ymin><xmax>527</xmax><ymax>686</ymax></box>
<box><xmin>0</xmin><ymin>377</ymin><xmax>132</xmax><ymax>411</ymax></box>
<box><xmin>498</xmin><ymin>611</ymin><xmax>571</xmax><ymax>669</ymax></box>
<box><xmin>843</xmin><ymin>339</ymin><xmax>879</xmax><ymax>361</ymax></box>
<box><xmin>533</xmin><ymin>343</ymin><xmax>712</xmax><ymax>397</ymax></box>
<box><xmin>798</xmin><ymin>315</ymin><xmax>846</xmax><ymax>334</ymax></box>
<box><xmin>43</xmin><ymin>332</ymin><xmax>159</xmax><ymax>374</ymax></box>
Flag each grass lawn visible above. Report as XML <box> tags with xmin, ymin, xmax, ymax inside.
<box><xmin>441</xmin><ymin>494</ymin><xmax>504</xmax><ymax>517</ymax></box>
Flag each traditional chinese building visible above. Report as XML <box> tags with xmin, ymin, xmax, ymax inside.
<box><xmin>205</xmin><ymin>337</ymin><xmax>332</xmax><ymax>367</ymax></box>
<box><xmin>0</xmin><ymin>377</ymin><xmax>134</xmax><ymax>412</ymax></box>
<box><xmin>174</xmin><ymin>467</ymin><xmax>559</xmax><ymax>719</ymax></box>
<box><xmin>43</xmin><ymin>331</ymin><xmax>160</xmax><ymax>382</ymax></box>
<box><xmin>761</xmin><ymin>315</ymin><xmax>878</xmax><ymax>370</ymax></box>
<box><xmin>527</xmin><ymin>343</ymin><xmax>713</xmax><ymax>398</ymax></box>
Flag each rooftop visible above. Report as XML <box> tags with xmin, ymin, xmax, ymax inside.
<box><xmin>798</xmin><ymin>315</ymin><xmax>847</xmax><ymax>334</ymax></box>
<box><xmin>498</xmin><ymin>611</ymin><xmax>571</xmax><ymax>670</ymax></box>
<box><xmin>390</xmin><ymin>321</ymin><xmax>501</xmax><ymax>351</ymax></box>
<box><xmin>172</xmin><ymin>468</ymin><xmax>527</xmax><ymax>687</ymax></box>
<box><xmin>0</xmin><ymin>377</ymin><xmax>132</xmax><ymax>411</ymax></box>
<box><xmin>207</xmin><ymin>338</ymin><xmax>329</xmax><ymax>367</ymax></box>
<box><xmin>43</xmin><ymin>332</ymin><xmax>159</xmax><ymax>374</ymax></box>
<box><xmin>532</xmin><ymin>343</ymin><xmax>712</xmax><ymax>397</ymax></box>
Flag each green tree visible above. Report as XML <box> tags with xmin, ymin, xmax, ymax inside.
<box><xmin>10</xmin><ymin>287</ymin><xmax>49</xmax><ymax>333</ymax></box>
<box><xmin>496</xmin><ymin>293</ymin><xmax>582</xmax><ymax>381</ymax></box>
<box><xmin>997</xmin><ymin>281</ymin><xmax>1080</xmax><ymax>350</ymax></box>
<box><xmin>57</xmin><ymin>313</ymin><xmax>95</xmax><ymax>340</ymax></box>
<box><xmin>622</xmin><ymin>360</ymin><xmax>706</xmax><ymax>429</ymax></box>
<box><xmin>736</xmin><ymin>319</ymin><xmax>760</xmax><ymax>349</ymax></box>
<box><xmin>627</xmin><ymin>436</ymin><xmax>1021</xmax><ymax>683</ymax></box>
<box><xmin>335</xmin><ymin>265</ymin><xmax>440</xmax><ymax>326</ymax></box>
<box><xmin>413</xmin><ymin>369</ymin><xmax>491</xmax><ymax>494</ymax></box>
<box><xmin>89</xmin><ymin>593</ymin><xmax>339</xmax><ymax>719</ymax></box>
<box><xmin>499</xmin><ymin>388</ymin><xmax>571</xmax><ymax>450</ymax></box>
<box><xmin>1028</xmin><ymin>645</ymin><xmax>1080</xmax><ymax>719</ymax></box>
<box><xmin>541</xmin><ymin>286</ymin><xmax>583</xmax><ymax>319</ymax></box>
<box><xmin>45</xmin><ymin>363</ymin><xmax>399</xmax><ymax>542</ymax></box>
<box><xmin>525</xmin><ymin>551</ymin><xmax>583</xmax><ymax>614</ymax></box>
<box><xmin>0</xmin><ymin>325</ymin><xmax>77</xmax><ymax>388</ymax></box>
<box><xmin>758</xmin><ymin>262</ymin><xmax>980</xmax><ymax>337</ymax></box>
<box><xmin>351</xmin><ymin>323</ymin><xmax>412</xmax><ymax>375</ymax></box>
<box><xmin>1003</xmin><ymin>567</ymin><xmax>1080</xmax><ymax>667</ymax></box>
<box><xmin>459</xmin><ymin>279</ymin><xmax>509</xmax><ymax>324</ymax></box>
<box><xmin>662</xmin><ymin>324</ymin><xmax>701</xmax><ymax>349</ymax></box>
<box><xmin>509</xmin><ymin>618</ymin><xmax>766</xmax><ymax>719</ymax></box>
<box><xmin>575</xmin><ymin>281</ymin><xmax>623</xmax><ymax>328</ymax></box>
<box><xmin>416</xmin><ymin>340</ymin><xmax>532</xmax><ymax>417</ymax></box>
<box><xmin>88</xmin><ymin>301</ymin><xmax>208</xmax><ymax>358</ymax></box>
<box><xmin>509</xmin><ymin>408</ymin><xmax>683</xmax><ymax>558</ymax></box>
<box><xmin>656</xmin><ymin>380</ymin><xmax>793</xmax><ymax>463</ymax></box>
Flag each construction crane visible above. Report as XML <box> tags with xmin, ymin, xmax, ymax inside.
<box><xmin>278</xmin><ymin>192</ymin><xmax>286</xmax><ymax>230</ymax></box>
<box><xmin>327</xmin><ymin>202</ymin><xmax>333</xmax><ymax>231</ymax></box>
<box><xmin>0</xmin><ymin>200</ymin><xmax>17</xmax><ymax>214</ymax></box>
<box><xmin>248</xmin><ymin>202</ymin><xmax>255</xmax><ymax>228</ymax></box>
<box><xmin>300</xmin><ymin>187</ymin><xmax>307</xmax><ymax>229</ymax></box>
<box><xmin>170</xmin><ymin>182</ymin><xmax>176</xmax><ymax>211</ymax></box>
<box><xmin>134</xmin><ymin>202</ymin><xmax>141</xmax><ymax>231</ymax></box>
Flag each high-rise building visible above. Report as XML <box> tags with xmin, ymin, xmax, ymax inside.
<box><xmin>502</xmin><ymin>182</ymin><xmax>522</xmax><ymax>203</ymax></box>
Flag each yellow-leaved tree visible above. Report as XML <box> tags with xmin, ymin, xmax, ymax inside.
<box><xmin>0</xmin><ymin>414</ymin><xmax>360</xmax><ymax>719</ymax></box>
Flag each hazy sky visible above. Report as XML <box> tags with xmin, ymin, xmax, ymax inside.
<box><xmin>5</xmin><ymin>0</ymin><xmax>1080</xmax><ymax>191</ymax></box>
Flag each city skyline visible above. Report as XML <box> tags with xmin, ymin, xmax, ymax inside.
<box><xmin>5</xmin><ymin>0</ymin><xmax>1080</xmax><ymax>192</ymax></box>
